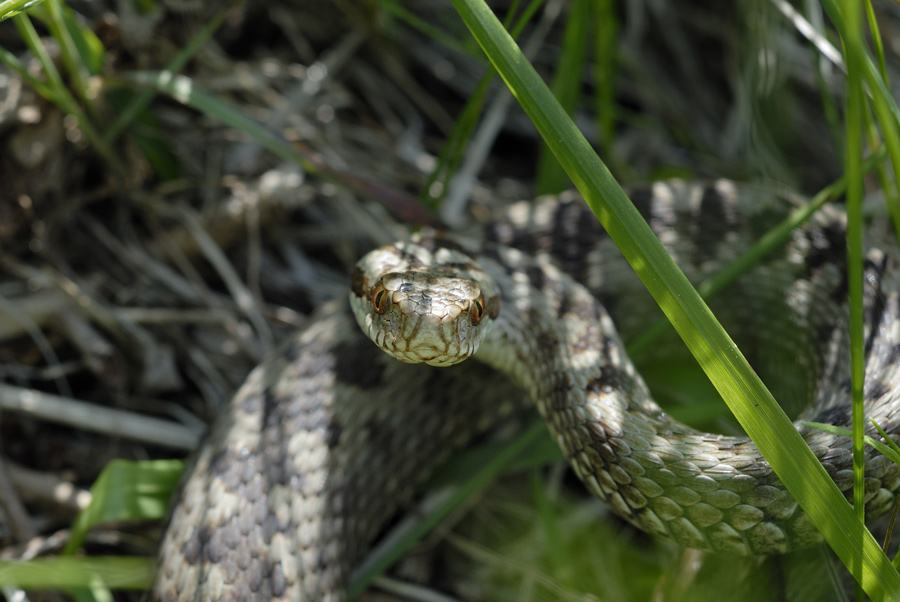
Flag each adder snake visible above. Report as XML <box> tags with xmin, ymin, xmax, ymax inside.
<box><xmin>153</xmin><ymin>180</ymin><xmax>900</xmax><ymax>601</ymax></box>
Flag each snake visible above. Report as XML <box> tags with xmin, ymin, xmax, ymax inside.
<box><xmin>153</xmin><ymin>180</ymin><xmax>900</xmax><ymax>601</ymax></box>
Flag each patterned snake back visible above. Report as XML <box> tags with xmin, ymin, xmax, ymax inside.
<box><xmin>153</xmin><ymin>180</ymin><xmax>900</xmax><ymax>601</ymax></box>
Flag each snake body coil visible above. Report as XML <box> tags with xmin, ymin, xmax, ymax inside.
<box><xmin>154</xmin><ymin>181</ymin><xmax>900</xmax><ymax>601</ymax></box>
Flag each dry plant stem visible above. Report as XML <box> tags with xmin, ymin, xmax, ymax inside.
<box><xmin>0</xmin><ymin>293</ymin><xmax>71</xmax><ymax>398</ymax></box>
<box><xmin>277</xmin><ymin>241</ymin><xmax>347</xmax><ymax>306</ymax></box>
<box><xmin>57</xmin><ymin>309</ymin><xmax>117</xmax><ymax>379</ymax></box>
<box><xmin>140</xmin><ymin>177</ymin><xmax>299</xmax><ymax>268</ymax></box>
<box><xmin>0</xmin><ymin>531</ymin><xmax>70</xmax><ymax>561</ymax></box>
<box><xmin>244</xmin><ymin>190</ymin><xmax>264</xmax><ymax>325</ymax></box>
<box><xmin>151</xmin><ymin>201</ymin><xmax>273</xmax><ymax>349</ymax></box>
<box><xmin>0</xmin><ymin>291</ymin><xmax>68</xmax><ymax>342</ymax></box>
<box><xmin>112</xmin><ymin>307</ymin><xmax>233</xmax><ymax>324</ymax></box>
<box><xmin>0</xmin><ymin>456</ymin><xmax>36</xmax><ymax>543</ymax></box>
<box><xmin>267</xmin><ymin>4</ymin><xmax>318</xmax><ymax>62</ymax></box>
<box><xmin>0</xmin><ymin>254</ymin><xmax>179</xmax><ymax>390</ymax></box>
<box><xmin>81</xmin><ymin>215</ymin><xmax>211</xmax><ymax>305</ymax></box>
<box><xmin>0</xmin><ymin>254</ymin><xmax>171</xmax><ymax>370</ymax></box>
<box><xmin>0</xmin><ymin>384</ymin><xmax>199</xmax><ymax>451</ymax></box>
<box><xmin>5</xmin><ymin>461</ymin><xmax>90</xmax><ymax>512</ymax></box>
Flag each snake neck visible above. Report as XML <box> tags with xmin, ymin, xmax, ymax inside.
<box><xmin>474</xmin><ymin>246</ymin><xmax>661</xmax><ymax>454</ymax></box>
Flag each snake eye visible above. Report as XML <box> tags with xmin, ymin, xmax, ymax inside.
<box><xmin>372</xmin><ymin>283</ymin><xmax>389</xmax><ymax>315</ymax></box>
<box><xmin>471</xmin><ymin>294</ymin><xmax>485</xmax><ymax>325</ymax></box>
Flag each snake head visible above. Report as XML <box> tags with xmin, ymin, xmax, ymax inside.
<box><xmin>350</xmin><ymin>239</ymin><xmax>499</xmax><ymax>366</ymax></box>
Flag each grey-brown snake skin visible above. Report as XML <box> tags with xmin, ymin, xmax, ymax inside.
<box><xmin>153</xmin><ymin>180</ymin><xmax>900</xmax><ymax>601</ymax></box>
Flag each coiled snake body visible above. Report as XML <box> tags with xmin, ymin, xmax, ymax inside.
<box><xmin>154</xmin><ymin>180</ymin><xmax>900</xmax><ymax>601</ymax></box>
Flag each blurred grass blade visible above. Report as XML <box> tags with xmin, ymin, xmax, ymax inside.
<box><xmin>593</xmin><ymin>0</ymin><xmax>618</xmax><ymax>156</ymax></box>
<box><xmin>377</xmin><ymin>0</ymin><xmax>476</xmax><ymax>58</ymax></box>
<box><xmin>126</xmin><ymin>72</ymin><xmax>306</xmax><ymax>161</ymax></box>
<box><xmin>531</xmin><ymin>471</ymin><xmax>570</xmax><ymax>584</ymax></box>
<box><xmin>0</xmin><ymin>0</ymin><xmax>42</xmax><ymax>21</ymax></box>
<box><xmin>12</xmin><ymin>11</ymin><xmax>125</xmax><ymax>176</ymax></box>
<box><xmin>0</xmin><ymin>557</ymin><xmax>154</xmax><ymax>589</ymax></box>
<box><xmin>0</xmin><ymin>44</ymin><xmax>54</xmax><ymax>98</ymax></box>
<box><xmin>27</xmin><ymin>0</ymin><xmax>102</xmax><ymax>106</ymax></box>
<box><xmin>863</xmin><ymin>0</ymin><xmax>888</xmax><ymax>82</ymax></box>
<box><xmin>448</xmin><ymin>0</ymin><xmax>900</xmax><ymax>598</ymax></box>
<box><xmin>105</xmin><ymin>1</ymin><xmax>243</xmax><ymax>143</ymax></box>
<box><xmin>64</xmin><ymin>459</ymin><xmax>183</xmax><ymax>555</ymax></box>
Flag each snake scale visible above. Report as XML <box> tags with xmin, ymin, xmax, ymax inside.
<box><xmin>154</xmin><ymin>180</ymin><xmax>900</xmax><ymax>601</ymax></box>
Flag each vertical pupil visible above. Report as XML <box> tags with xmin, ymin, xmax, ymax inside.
<box><xmin>374</xmin><ymin>288</ymin><xmax>386</xmax><ymax>312</ymax></box>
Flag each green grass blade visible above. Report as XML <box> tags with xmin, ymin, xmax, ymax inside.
<box><xmin>448</xmin><ymin>0</ymin><xmax>900</xmax><ymax>598</ymax></box>
<box><xmin>0</xmin><ymin>43</ymin><xmax>54</xmax><ymax>98</ymax></box>
<box><xmin>593</xmin><ymin>0</ymin><xmax>618</xmax><ymax>157</ymax></box>
<box><xmin>0</xmin><ymin>0</ymin><xmax>42</xmax><ymax>21</ymax></box>
<box><xmin>871</xmin><ymin>420</ymin><xmax>900</xmax><ymax>463</ymax></box>
<box><xmin>30</xmin><ymin>0</ymin><xmax>98</xmax><ymax>105</ymax></box>
<box><xmin>104</xmin><ymin>1</ymin><xmax>242</xmax><ymax>143</ymax></box>
<box><xmin>531</xmin><ymin>470</ymin><xmax>571</xmax><ymax>586</ymax></box>
<box><xmin>64</xmin><ymin>459</ymin><xmax>183</xmax><ymax>555</ymax></box>
<box><xmin>864</xmin><ymin>0</ymin><xmax>888</xmax><ymax>83</ymax></box>
<box><xmin>0</xmin><ymin>557</ymin><xmax>154</xmax><ymax>590</ymax></box>
<box><xmin>819</xmin><ymin>0</ymin><xmax>900</xmax><ymax>226</ymax></box>
<box><xmin>535</xmin><ymin>0</ymin><xmax>590</xmax><ymax>195</ymax></box>
<box><xmin>12</xmin><ymin>11</ymin><xmax>125</xmax><ymax>176</ymax></box>
<box><xmin>376</xmin><ymin>0</ymin><xmax>477</xmax><ymax>58</ymax></box>
<box><xmin>838</xmin><ymin>5</ymin><xmax>868</xmax><ymax>597</ymax></box>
